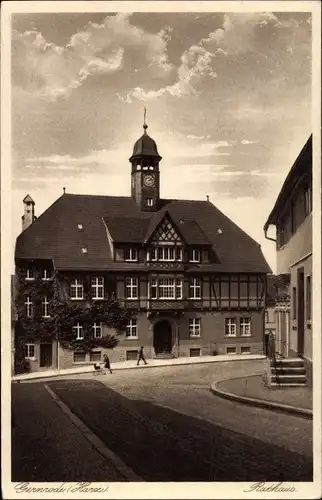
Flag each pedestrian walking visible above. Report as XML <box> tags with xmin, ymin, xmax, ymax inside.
<box><xmin>103</xmin><ymin>354</ymin><xmax>112</xmax><ymax>374</ymax></box>
<box><xmin>137</xmin><ymin>345</ymin><xmax>147</xmax><ymax>366</ymax></box>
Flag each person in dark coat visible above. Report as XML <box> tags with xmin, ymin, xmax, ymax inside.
<box><xmin>137</xmin><ymin>345</ymin><xmax>147</xmax><ymax>366</ymax></box>
<box><xmin>103</xmin><ymin>354</ymin><xmax>112</xmax><ymax>374</ymax></box>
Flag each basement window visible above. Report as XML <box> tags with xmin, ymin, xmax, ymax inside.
<box><xmin>226</xmin><ymin>346</ymin><xmax>237</xmax><ymax>355</ymax></box>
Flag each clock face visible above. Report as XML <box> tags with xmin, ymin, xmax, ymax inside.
<box><xmin>143</xmin><ymin>174</ymin><xmax>155</xmax><ymax>187</ymax></box>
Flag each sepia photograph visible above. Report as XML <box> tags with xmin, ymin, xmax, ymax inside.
<box><xmin>1</xmin><ymin>1</ymin><xmax>321</xmax><ymax>498</ymax></box>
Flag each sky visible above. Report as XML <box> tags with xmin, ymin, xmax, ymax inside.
<box><xmin>10</xmin><ymin>9</ymin><xmax>312</xmax><ymax>273</ymax></box>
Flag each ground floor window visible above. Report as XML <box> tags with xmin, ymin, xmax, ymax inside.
<box><xmin>24</xmin><ymin>343</ymin><xmax>35</xmax><ymax>359</ymax></box>
<box><xmin>73</xmin><ymin>351</ymin><xmax>86</xmax><ymax>363</ymax></box>
<box><xmin>90</xmin><ymin>351</ymin><xmax>101</xmax><ymax>362</ymax></box>
<box><xmin>126</xmin><ymin>350</ymin><xmax>138</xmax><ymax>361</ymax></box>
<box><xmin>126</xmin><ymin>318</ymin><xmax>138</xmax><ymax>338</ymax></box>
<box><xmin>225</xmin><ymin>318</ymin><xmax>237</xmax><ymax>336</ymax></box>
<box><xmin>226</xmin><ymin>346</ymin><xmax>237</xmax><ymax>355</ymax></box>
<box><xmin>189</xmin><ymin>318</ymin><xmax>201</xmax><ymax>337</ymax></box>
<box><xmin>240</xmin><ymin>317</ymin><xmax>251</xmax><ymax>337</ymax></box>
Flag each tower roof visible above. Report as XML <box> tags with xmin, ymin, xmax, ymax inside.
<box><xmin>129</xmin><ymin>109</ymin><xmax>161</xmax><ymax>161</ymax></box>
<box><xmin>23</xmin><ymin>194</ymin><xmax>35</xmax><ymax>204</ymax></box>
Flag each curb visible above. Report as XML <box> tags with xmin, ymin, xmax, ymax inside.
<box><xmin>44</xmin><ymin>384</ymin><xmax>142</xmax><ymax>481</ymax></box>
<box><xmin>12</xmin><ymin>355</ymin><xmax>266</xmax><ymax>382</ymax></box>
<box><xmin>210</xmin><ymin>381</ymin><xmax>313</xmax><ymax>419</ymax></box>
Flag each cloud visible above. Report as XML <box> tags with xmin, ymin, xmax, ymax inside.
<box><xmin>201</xmin><ymin>12</ymin><xmax>279</xmax><ymax>55</ymax></box>
<box><xmin>121</xmin><ymin>45</ymin><xmax>216</xmax><ymax>102</ymax></box>
<box><xmin>241</xmin><ymin>139</ymin><xmax>257</xmax><ymax>145</ymax></box>
<box><xmin>12</xmin><ymin>13</ymin><xmax>174</xmax><ymax>99</ymax></box>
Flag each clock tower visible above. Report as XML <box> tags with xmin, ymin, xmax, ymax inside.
<box><xmin>129</xmin><ymin>111</ymin><xmax>162</xmax><ymax>211</ymax></box>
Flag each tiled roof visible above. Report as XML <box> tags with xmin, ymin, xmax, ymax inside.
<box><xmin>103</xmin><ymin>216</ymin><xmax>150</xmax><ymax>243</ymax></box>
<box><xmin>15</xmin><ymin>193</ymin><xmax>271</xmax><ymax>273</ymax></box>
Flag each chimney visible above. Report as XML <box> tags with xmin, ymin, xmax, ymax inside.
<box><xmin>22</xmin><ymin>194</ymin><xmax>35</xmax><ymax>231</ymax></box>
<box><xmin>206</xmin><ymin>195</ymin><xmax>210</xmax><ymax>202</ymax></box>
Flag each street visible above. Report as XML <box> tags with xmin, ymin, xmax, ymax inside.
<box><xmin>12</xmin><ymin>361</ymin><xmax>313</xmax><ymax>481</ymax></box>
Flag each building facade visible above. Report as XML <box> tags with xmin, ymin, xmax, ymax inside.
<box><xmin>264</xmin><ymin>135</ymin><xmax>312</xmax><ymax>385</ymax></box>
<box><xmin>14</xmin><ymin>122</ymin><xmax>271</xmax><ymax>372</ymax></box>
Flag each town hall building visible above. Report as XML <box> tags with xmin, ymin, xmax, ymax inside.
<box><xmin>14</xmin><ymin>120</ymin><xmax>271</xmax><ymax>372</ymax></box>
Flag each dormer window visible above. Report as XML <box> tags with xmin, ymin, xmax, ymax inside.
<box><xmin>82</xmin><ymin>247</ymin><xmax>88</xmax><ymax>254</ymax></box>
<box><xmin>125</xmin><ymin>248</ymin><xmax>138</xmax><ymax>262</ymax></box>
<box><xmin>149</xmin><ymin>246</ymin><xmax>182</xmax><ymax>262</ymax></box>
<box><xmin>25</xmin><ymin>269</ymin><xmax>35</xmax><ymax>281</ymax></box>
<box><xmin>78</xmin><ymin>224</ymin><xmax>83</xmax><ymax>230</ymax></box>
<box><xmin>146</xmin><ymin>198</ymin><xmax>153</xmax><ymax>207</ymax></box>
<box><xmin>189</xmin><ymin>249</ymin><xmax>201</xmax><ymax>263</ymax></box>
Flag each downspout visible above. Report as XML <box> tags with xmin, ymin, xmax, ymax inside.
<box><xmin>264</xmin><ymin>225</ymin><xmax>277</xmax><ymax>243</ymax></box>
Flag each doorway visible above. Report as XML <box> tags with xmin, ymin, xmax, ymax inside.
<box><xmin>153</xmin><ymin>320</ymin><xmax>172</xmax><ymax>355</ymax></box>
<box><xmin>297</xmin><ymin>268</ymin><xmax>305</xmax><ymax>357</ymax></box>
<box><xmin>40</xmin><ymin>342</ymin><xmax>53</xmax><ymax>368</ymax></box>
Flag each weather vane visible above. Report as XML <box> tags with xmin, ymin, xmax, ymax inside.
<box><xmin>143</xmin><ymin>105</ymin><xmax>148</xmax><ymax>133</ymax></box>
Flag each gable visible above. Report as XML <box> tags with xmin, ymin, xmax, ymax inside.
<box><xmin>150</xmin><ymin>216</ymin><xmax>183</xmax><ymax>245</ymax></box>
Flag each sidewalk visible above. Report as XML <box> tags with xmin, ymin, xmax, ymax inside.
<box><xmin>12</xmin><ymin>354</ymin><xmax>265</xmax><ymax>382</ymax></box>
<box><xmin>211</xmin><ymin>374</ymin><xmax>313</xmax><ymax>418</ymax></box>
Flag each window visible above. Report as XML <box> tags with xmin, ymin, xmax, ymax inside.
<box><xmin>189</xmin><ymin>249</ymin><xmax>201</xmax><ymax>263</ymax></box>
<box><xmin>126</xmin><ymin>350</ymin><xmax>138</xmax><ymax>360</ymax></box>
<box><xmin>306</xmin><ymin>276</ymin><xmax>311</xmax><ymax>321</ymax></box>
<box><xmin>77</xmin><ymin>224</ymin><xmax>83</xmax><ymax>230</ymax></box>
<box><xmin>150</xmin><ymin>277</ymin><xmax>183</xmax><ymax>299</ymax></box>
<box><xmin>265</xmin><ymin>310</ymin><xmax>269</xmax><ymax>324</ymax></box>
<box><xmin>73</xmin><ymin>351</ymin><xmax>86</xmax><ymax>363</ymax></box>
<box><xmin>24</xmin><ymin>343</ymin><xmax>35</xmax><ymax>359</ymax></box>
<box><xmin>42</xmin><ymin>296</ymin><xmax>50</xmax><ymax>317</ymax></box>
<box><xmin>241</xmin><ymin>346</ymin><xmax>251</xmax><ymax>355</ymax></box>
<box><xmin>25</xmin><ymin>269</ymin><xmax>35</xmax><ymax>280</ymax></box>
<box><xmin>126</xmin><ymin>319</ymin><xmax>138</xmax><ymax>338</ymax></box>
<box><xmin>146</xmin><ymin>198</ymin><xmax>153</xmax><ymax>207</ymax></box>
<box><xmin>125</xmin><ymin>248</ymin><xmax>138</xmax><ymax>262</ymax></box>
<box><xmin>240</xmin><ymin>317</ymin><xmax>251</xmax><ymax>337</ymax></box>
<box><xmin>92</xmin><ymin>322</ymin><xmax>102</xmax><ymax>339</ymax></box>
<box><xmin>42</xmin><ymin>269</ymin><xmax>52</xmax><ymax>280</ymax></box>
<box><xmin>304</xmin><ymin>185</ymin><xmax>312</xmax><ymax>215</ymax></box>
<box><xmin>292</xmin><ymin>287</ymin><xmax>297</xmax><ymax>319</ymax></box>
<box><xmin>189</xmin><ymin>318</ymin><xmax>201</xmax><ymax>337</ymax></box>
<box><xmin>90</xmin><ymin>351</ymin><xmax>101</xmax><ymax>362</ymax></box>
<box><xmin>125</xmin><ymin>277</ymin><xmax>138</xmax><ymax>299</ymax></box>
<box><xmin>82</xmin><ymin>247</ymin><xmax>88</xmax><ymax>254</ymax></box>
<box><xmin>279</xmin><ymin>225</ymin><xmax>285</xmax><ymax>248</ymax></box>
<box><xmin>158</xmin><ymin>247</ymin><xmax>175</xmax><ymax>261</ymax></box>
<box><xmin>159</xmin><ymin>278</ymin><xmax>175</xmax><ymax>299</ymax></box>
<box><xmin>149</xmin><ymin>246</ymin><xmax>183</xmax><ymax>262</ymax></box>
<box><xmin>73</xmin><ymin>322</ymin><xmax>84</xmax><ymax>340</ymax></box>
<box><xmin>190</xmin><ymin>348</ymin><xmax>201</xmax><ymax>357</ymax></box>
<box><xmin>151</xmin><ymin>278</ymin><xmax>158</xmax><ymax>299</ymax></box>
<box><xmin>225</xmin><ymin>318</ymin><xmax>237</xmax><ymax>336</ymax></box>
<box><xmin>25</xmin><ymin>296</ymin><xmax>33</xmax><ymax>318</ymax></box>
<box><xmin>291</xmin><ymin>200</ymin><xmax>296</xmax><ymax>234</ymax></box>
<box><xmin>188</xmin><ymin>278</ymin><xmax>201</xmax><ymax>299</ymax></box>
<box><xmin>226</xmin><ymin>346</ymin><xmax>237</xmax><ymax>355</ymax></box>
<box><xmin>91</xmin><ymin>276</ymin><xmax>104</xmax><ymax>300</ymax></box>
<box><xmin>70</xmin><ymin>278</ymin><xmax>83</xmax><ymax>300</ymax></box>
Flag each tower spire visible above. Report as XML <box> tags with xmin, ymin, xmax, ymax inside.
<box><xmin>143</xmin><ymin>106</ymin><xmax>148</xmax><ymax>134</ymax></box>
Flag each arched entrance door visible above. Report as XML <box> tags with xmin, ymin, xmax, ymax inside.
<box><xmin>153</xmin><ymin>320</ymin><xmax>172</xmax><ymax>356</ymax></box>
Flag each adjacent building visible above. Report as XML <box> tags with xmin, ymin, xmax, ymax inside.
<box><xmin>14</xmin><ymin>121</ymin><xmax>271</xmax><ymax>372</ymax></box>
<box><xmin>264</xmin><ymin>135</ymin><xmax>312</xmax><ymax>385</ymax></box>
